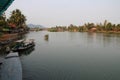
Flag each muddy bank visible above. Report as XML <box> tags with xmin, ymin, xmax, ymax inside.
<box><xmin>0</xmin><ymin>33</ymin><xmax>26</xmax><ymax>54</ymax></box>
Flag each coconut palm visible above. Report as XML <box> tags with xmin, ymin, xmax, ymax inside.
<box><xmin>0</xmin><ymin>13</ymin><xmax>7</xmax><ymax>27</ymax></box>
<box><xmin>8</xmin><ymin>9</ymin><xmax>26</xmax><ymax>30</ymax></box>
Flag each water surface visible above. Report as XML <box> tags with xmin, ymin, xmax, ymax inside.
<box><xmin>21</xmin><ymin>31</ymin><xmax>120</xmax><ymax>80</ymax></box>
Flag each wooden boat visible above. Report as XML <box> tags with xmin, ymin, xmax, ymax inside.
<box><xmin>12</xmin><ymin>39</ymin><xmax>35</xmax><ymax>52</ymax></box>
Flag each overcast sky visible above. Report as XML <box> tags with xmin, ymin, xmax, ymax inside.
<box><xmin>5</xmin><ymin>0</ymin><xmax>120</xmax><ymax>27</ymax></box>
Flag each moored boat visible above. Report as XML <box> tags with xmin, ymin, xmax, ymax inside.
<box><xmin>12</xmin><ymin>39</ymin><xmax>35</xmax><ymax>52</ymax></box>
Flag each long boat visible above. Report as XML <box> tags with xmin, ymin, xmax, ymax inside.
<box><xmin>12</xmin><ymin>39</ymin><xmax>35</xmax><ymax>52</ymax></box>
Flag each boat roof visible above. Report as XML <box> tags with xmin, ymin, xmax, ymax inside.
<box><xmin>15</xmin><ymin>39</ymin><xmax>25</xmax><ymax>43</ymax></box>
<box><xmin>24</xmin><ymin>39</ymin><xmax>34</xmax><ymax>43</ymax></box>
<box><xmin>15</xmin><ymin>39</ymin><xmax>34</xmax><ymax>43</ymax></box>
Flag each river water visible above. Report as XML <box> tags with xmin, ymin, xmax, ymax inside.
<box><xmin>19</xmin><ymin>31</ymin><xmax>120</xmax><ymax>80</ymax></box>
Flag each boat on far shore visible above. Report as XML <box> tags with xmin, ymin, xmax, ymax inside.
<box><xmin>12</xmin><ymin>39</ymin><xmax>35</xmax><ymax>52</ymax></box>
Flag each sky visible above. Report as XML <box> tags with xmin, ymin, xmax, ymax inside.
<box><xmin>5</xmin><ymin>0</ymin><xmax>120</xmax><ymax>27</ymax></box>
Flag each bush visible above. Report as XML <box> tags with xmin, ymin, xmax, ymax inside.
<box><xmin>0</xmin><ymin>32</ymin><xmax>3</xmax><ymax>37</ymax></box>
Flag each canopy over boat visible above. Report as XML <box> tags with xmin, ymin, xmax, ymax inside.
<box><xmin>15</xmin><ymin>39</ymin><xmax>25</xmax><ymax>43</ymax></box>
<box><xmin>0</xmin><ymin>0</ymin><xmax>14</xmax><ymax>15</ymax></box>
<box><xmin>12</xmin><ymin>39</ymin><xmax>35</xmax><ymax>52</ymax></box>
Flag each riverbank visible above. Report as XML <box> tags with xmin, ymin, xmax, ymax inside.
<box><xmin>96</xmin><ymin>31</ymin><xmax>120</xmax><ymax>34</ymax></box>
<box><xmin>0</xmin><ymin>34</ymin><xmax>18</xmax><ymax>53</ymax></box>
<box><xmin>0</xmin><ymin>32</ymin><xmax>27</xmax><ymax>53</ymax></box>
<box><xmin>47</xmin><ymin>27</ymin><xmax>120</xmax><ymax>33</ymax></box>
<box><xmin>0</xmin><ymin>33</ymin><xmax>18</xmax><ymax>41</ymax></box>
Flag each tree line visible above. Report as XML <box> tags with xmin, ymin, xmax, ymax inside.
<box><xmin>48</xmin><ymin>20</ymin><xmax>120</xmax><ymax>33</ymax></box>
<box><xmin>0</xmin><ymin>9</ymin><xmax>28</xmax><ymax>36</ymax></box>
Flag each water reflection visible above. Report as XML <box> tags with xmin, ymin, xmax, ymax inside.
<box><xmin>44</xmin><ymin>38</ymin><xmax>49</xmax><ymax>41</ymax></box>
<box><xmin>44</xmin><ymin>34</ymin><xmax>49</xmax><ymax>42</ymax></box>
<box><xmin>13</xmin><ymin>32</ymin><xmax>120</xmax><ymax>80</ymax></box>
<box><xmin>87</xmin><ymin>32</ymin><xmax>97</xmax><ymax>44</ymax></box>
<box><xmin>83</xmin><ymin>32</ymin><xmax>120</xmax><ymax>48</ymax></box>
<box><xmin>102</xmin><ymin>33</ymin><xmax>120</xmax><ymax>47</ymax></box>
<box><xmin>19</xmin><ymin>47</ymin><xmax>35</xmax><ymax>56</ymax></box>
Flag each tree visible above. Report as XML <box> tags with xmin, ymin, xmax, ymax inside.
<box><xmin>0</xmin><ymin>13</ymin><xmax>7</xmax><ymax>27</ymax></box>
<box><xmin>8</xmin><ymin>9</ymin><xmax>26</xmax><ymax>29</ymax></box>
<box><xmin>0</xmin><ymin>13</ymin><xmax>8</xmax><ymax>34</ymax></box>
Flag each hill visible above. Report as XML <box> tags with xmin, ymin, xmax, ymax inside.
<box><xmin>27</xmin><ymin>24</ymin><xmax>45</xmax><ymax>28</ymax></box>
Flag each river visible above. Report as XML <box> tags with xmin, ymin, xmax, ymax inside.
<box><xmin>2</xmin><ymin>31</ymin><xmax>120</xmax><ymax>80</ymax></box>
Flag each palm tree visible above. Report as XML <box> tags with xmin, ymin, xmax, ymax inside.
<box><xmin>0</xmin><ymin>13</ymin><xmax>8</xmax><ymax>33</ymax></box>
<box><xmin>8</xmin><ymin>9</ymin><xmax>26</xmax><ymax>31</ymax></box>
<box><xmin>106</xmin><ymin>22</ymin><xmax>113</xmax><ymax>31</ymax></box>
<box><xmin>0</xmin><ymin>13</ymin><xmax>7</xmax><ymax>27</ymax></box>
<box><xmin>116</xmin><ymin>24</ymin><xmax>120</xmax><ymax>31</ymax></box>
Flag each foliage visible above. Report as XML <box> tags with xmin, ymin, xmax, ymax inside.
<box><xmin>7</xmin><ymin>9</ymin><xmax>26</xmax><ymax>29</ymax></box>
<box><xmin>0</xmin><ymin>9</ymin><xmax>28</xmax><ymax>34</ymax></box>
<box><xmin>0</xmin><ymin>14</ymin><xmax>7</xmax><ymax>27</ymax></box>
<box><xmin>48</xmin><ymin>20</ymin><xmax>120</xmax><ymax>33</ymax></box>
<box><xmin>48</xmin><ymin>26</ymin><xmax>67</xmax><ymax>32</ymax></box>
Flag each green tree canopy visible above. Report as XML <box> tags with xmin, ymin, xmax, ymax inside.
<box><xmin>0</xmin><ymin>14</ymin><xmax>7</xmax><ymax>26</ymax></box>
<box><xmin>7</xmin><ymin>9</ymin><xmax>26</xmax><ymax>29</ymax></box>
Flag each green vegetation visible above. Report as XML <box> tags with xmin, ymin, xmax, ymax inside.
<box><xmin>48</xmin><ymin>20</ymin><xmax>120</xmax><ymax>33</ymax></box>
<box><xmin>7</xmin><ymin>9</ymin><xmax>26</xmax><ymax>29</ymax></box>
<box><xmin>0</xmin><ymin>9</ymin><xmax>28</xmax><ymax>35</ymax></box>
<box><xmin>0</xmin><ymin>13</ymin><xmax>7</xmax><ymax>33</ymax></box>
<box><xmin>48</xmin><ymin>26</ymin><xmax>67</xmax><ymax>32</ymax></box>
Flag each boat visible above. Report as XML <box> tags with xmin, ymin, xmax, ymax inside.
<box><xmin>44</xmin><ymin>34</ymin><xmax>49</xmax><ymax>41</ymax></box>
<box><xmin>19</xmin><ymin>47</ymin><xmax>35</xmax><ymax>56</ymax></box>
<box><xmin>12</xmin><ymin>39</ymin><xmax>35</xmax><ymax>52</ymax></box>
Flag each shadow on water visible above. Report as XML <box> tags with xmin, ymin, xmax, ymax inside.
<box><xmin>19</xmin><ymin>47</ymin><xmax>35</xmax><ymax>56</ymax></box>
<box><xmin>44</xmin><ymin>34</ymin><xmax>49</xmax><ymax>42</ymax></box>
